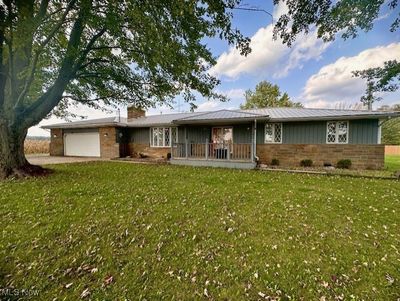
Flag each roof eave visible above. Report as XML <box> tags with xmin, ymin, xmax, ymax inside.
<box><xmin>41</xmin><ymin>122</ymin><xmax>127</xmax><ymax>129</ymax></box>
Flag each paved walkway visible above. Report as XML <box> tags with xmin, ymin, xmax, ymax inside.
<box><xmin>27</xmin><ymin>154</ymin><xmax>103</xmax><ymax>165</ymax></box>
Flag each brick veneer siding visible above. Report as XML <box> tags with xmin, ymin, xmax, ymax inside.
<box><xmin>256</xmin><ymin>144</ymin><xmax>385</xmax><ymax>170</ymax></box>
<box><xmin>49</xmin><ymin>129</ymin><xmax>64</xmax><ymax>156</ymax></box>
<box><xmin>99</xmin><ymin>127</ymin><xmax>120</xmax><ymax>158</ymax></box>
<box><xmin>128</xmin><ymin>143</ymin><xmax>170</xmax><ymax>158</ymax></box>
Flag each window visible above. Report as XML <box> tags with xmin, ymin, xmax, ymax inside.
<box><xmin>265</xmin><ymin>123</ymin><xmax>282</xmax><ymax>143</ymax></box>
<box><xmin>326</xmin><ymin>121</ymin><xmax>348</xmax><ymax>144</ymax></box>
<box><xmin>150</xmin><ymin>127</ymin><xmax>178</xmax><ymax>147</ymax></box>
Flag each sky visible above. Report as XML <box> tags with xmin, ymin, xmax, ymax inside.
<box><xmin>29</xmin><ymin>1</ymin><xmax>400</xmax><ymax>136</ymax></box>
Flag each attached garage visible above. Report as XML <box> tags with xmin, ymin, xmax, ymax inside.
<box><xmin>64</xmin><ymin>131</ymin><xmax>101</xmax><ymax>157</ymax></box>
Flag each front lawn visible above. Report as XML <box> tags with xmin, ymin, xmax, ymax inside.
<box><xmin>1</xmin><ymin>162</ymin><xmax>399</xmax><ymax>300</ymax></box>
<box><xmin>385</xmin><ymin>155</ymin><xmax>400</xmax><ymax>172</ymax></box>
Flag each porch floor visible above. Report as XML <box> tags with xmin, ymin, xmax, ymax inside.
<box><xmin>170</xmin><ymin>158</ymin><xmax>256</xmax><ymax>169</ymax></box>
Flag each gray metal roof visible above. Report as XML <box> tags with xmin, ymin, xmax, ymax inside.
<box><xmin>42</xmin><ymin>117</ymin><xmax>127</xmax><ymax>129</ymax></box>
<box><xmin>126</xmin><ymin>112</ymin><xmax>196</xmax><ymax>127</ymax></box>
<box><xmin>244</xmin><ymin>108</ymin><xmax>400</xmax><ymax>121</ymax></box>
<box><xmin>173</xmin><ymin>109</ymin><xmax>269</xmax><ymax>124</ymax></box>
<box><xmin>42</xmin><ymin>108</ymin><xmax>400</xmax><ymax>129</ymax></box>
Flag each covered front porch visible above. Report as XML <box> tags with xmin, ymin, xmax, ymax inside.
<box><xmin>170</xmin><ymin>118</ymin><xmax>260</xmax><ymax>169</ymax></box>
<box><xmin>171</xmin><ymin>141</ymin><xmax>256</xmax><ymax>169</ymax></box>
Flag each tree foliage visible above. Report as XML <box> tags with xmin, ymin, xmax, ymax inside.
<box><xmin>1</xmin><ymin>0</ymin><xmax>250</xmax><ymax>121</ymax></box>
<box><xmin>0</xmin><ymin>0</ymin><xmax>250</xmax><ymax>177</ymax></box>
<box><xmin>240</xmin><ymin>80</ymin><xmax>302</xmax><ymax>109</ymax></box>
<box><xmin>272</xmin><ymin>0</ymin><xmax>400</xmax><ymax>104</ymax></box>
<box><xmin>378</xmin><ymin>104</ymin><xmax>400</xmax><ymax>145</ymax></box>
<box><xmin>353</xmin><ymin>60</ymin><xmax>400</xmax><ymax>107</ymax></box>
<box><xmin>382</xmin><ymin>118</ymin><xmax>400</xmax><ymax>145</ymax></box>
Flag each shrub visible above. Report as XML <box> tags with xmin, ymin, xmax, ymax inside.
<box><xmin>300</xmin><ymin>159</ymin><xmax>313</xmax><ymax>167</ymax></box>
<box><xmin>271</xmin><ymin>158</ymin><xmax>279</xmax><ymax>166</ymax></box>
<box><xmin>337</xmin><ymin>159</ymin><xmax>352</xmax><ymax>169</ymax></box>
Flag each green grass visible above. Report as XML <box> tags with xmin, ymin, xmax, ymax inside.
<box><xmin>385</xmin><ymin>155</ymin><xmax>400</xmax><ymax>172</ymax></box>
<box><xmin>1</xmin><ymin>162</ymin><xmax>399</xmax><ymax>300</ymax></box>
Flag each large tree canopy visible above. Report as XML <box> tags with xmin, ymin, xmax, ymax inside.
<box><xmin>0</xmin><ymin>0</ymin><xmax>250</xmax><ymax>178</ymax></box>
<box><xmin>240</xmin><ymin>80</ymin><xmax>302</xmax><ymax>109</ymax></box>
<box><xmin>272</xmin><ymin>0</ymin><xmax>400</xmax><ymax>107</ymax></box>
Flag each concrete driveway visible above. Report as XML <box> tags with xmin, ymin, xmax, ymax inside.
<box><xmin>27</xmin><ymin>154</ymin><xmax>103</xmax><ymax>165</ymax></box>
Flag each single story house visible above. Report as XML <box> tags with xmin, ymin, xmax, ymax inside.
<box><xmin>43</xmin><ymin>106</ymin><xmax>400</xmax><ymax>169</ymax></box>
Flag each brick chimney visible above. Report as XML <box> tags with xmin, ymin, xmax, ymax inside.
<box><xmin>127</xmin><ymin>106</ymin><xmax>145</xmax><ymax>119</ymax></box>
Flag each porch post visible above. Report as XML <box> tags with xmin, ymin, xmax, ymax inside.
<box><xmin>252</xmin><ymin>119</ymin><xmax>257</xmax><ymax>162</ymax></box>
<box><xmin>185</xmin><ymin>126</ymin><xmax>188</xmax><ymax>159</ymax></box>
<box><xmin>205</xmin><ymin>139</ymin><xmax>208</xmax><ymax>160</ymax></box>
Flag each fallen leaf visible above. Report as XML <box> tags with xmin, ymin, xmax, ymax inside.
<box><xmin>104</xmin><ymin>275</ymin><xmax>114</xmax><ymax>287</ymax></box>
<box><xmin>80</xmin><ymin>288</ymin><xmax>90</xmax><ymax>299</ymax></box>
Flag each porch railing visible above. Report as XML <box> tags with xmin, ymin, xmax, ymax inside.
<box><xmin>172</xmin><ymin>142</ymin><xmax>253</xmax><ymax>161</ymax></box>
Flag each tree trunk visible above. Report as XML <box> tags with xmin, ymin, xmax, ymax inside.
<box><xmin>0</xmin><ymin>123</ymin><xmax>49</xmax><ymax>179</ymax></box>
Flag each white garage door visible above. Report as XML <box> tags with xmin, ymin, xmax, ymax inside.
<box><xmin>64</xmin><ymin>132</ymin><xmax>101</xmax><ymax>157</ymax></box>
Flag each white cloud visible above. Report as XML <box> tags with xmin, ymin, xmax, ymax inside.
<box><xmin>196</xmin><ymin>100</ymin><xmax>238</xmax><ymax>112</ymax></box>
<box><xmin>275</xmin><ymin>34</ymin><xmax>329</xmax><ymax>78</ymax></box>
<box><xmin>209</xmin><ymin>26</ymin><xmax>286</xmax><ymax>79</ymax></box>
<box><xmin>197</xmin><ymin>100</ymin><xmax>223</xmax><ymax>111</ymax></box>
<box><xmin>209</xmin><ymin>3</ymin><xmax>329</xmax><ymax>79</ymax></box>
<box><xmin>219</xmin><ymin>88</ymin><xmax>245</xmax><ymax>100</ymax></box>
<box><xmin>302</xmin><ymin>43</ymin><xmax>400</xmax><ymax>107</ymax></box>
<box><xmin>196</xmin><ymin>88</ymin><xmax>245</xmax><ymax>111</ymax></box>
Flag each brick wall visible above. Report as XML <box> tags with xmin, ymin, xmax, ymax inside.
<box><xmin>99</xmin><ymin>127</ymin><xmax>120</xmax><ymax>158</ymax></box>
<box><xmin>257</xmin><ymin>144</ymin><xmax>385</xmax><ymax>170</ymax></box>
<box><xmin>49</xmin><ymin>129</ymin><xmax>64</xmax><ymax>156</ymax></box>
<box><xmin>127</xmin><ymin>107</ymin><xmax>145</xmax><ymax>119</ymax></box>
<box><xmin>128</xmin><ymin>143</ymin><xmax>170</xmax><ymax>158</ymax></box>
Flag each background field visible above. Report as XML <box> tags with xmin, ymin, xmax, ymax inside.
<box><xmin>24</xmin><ymin>138</ymin><xmax>50</xmax><ymax>154</ymax></box>
<box><xmin>0</xmin><ymin>162</ymin><xmax>399</xmax><ymax>300</ymax></box>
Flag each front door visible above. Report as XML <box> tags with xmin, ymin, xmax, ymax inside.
<box><xmin>211</xmin><ymin>127</ymin><xmax>233</xmax><ymax>159</ymax></box>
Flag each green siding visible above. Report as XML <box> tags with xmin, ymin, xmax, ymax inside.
<box><xmin>184</xmin><ymin>124</ymin><xmax>252</xmax><ymax>143</ymax></box>
<box><xmin>178</xmin><ymin>127</ymin><xmax>185</xmax><ymax>143</ymax></box>
<box><xmin>349</xmin><ymin>119</ymin><xmax>378</xmax><ymax>144</ymax></box>
<box><xmin>256</xmin><ymin>122</ymin><xmax>265</xmax><ymax>144</ymax></box>
<box><xmin>125</xmin><ymin>119</ymin><xmax>379</xmax><ymax>145</ymax></box>
<box><xmin>233</xmin><ymin>124</ymin><xmax>252</xmax><ymax>143</ymax></box>
<box><xmin>128</xmin><ymin>127</ymin><xmax>149</xmax><ymax>144</ymax></box>
<box><xmin>283</xmin><ymin>121</ymin><xmax>326</xmax><ymax>144</ymax></box>
<box><xmin>257</xmin><ymin>119</ymin><xmax>379</xmax><ymax>145</ymax></box>
<box><xmin>186</xmin><ymin>126</ymin><xmax>211</xmax><ymax>143</ymax></box>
